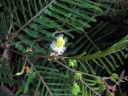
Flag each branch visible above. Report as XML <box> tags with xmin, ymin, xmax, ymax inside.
<box><xmin>26</xmin><ymin>57</ymin><xmax>53</xmax><ymax>96</ymax></box>
<box><xmin>101</xmin><ymin>70</ymin><xmax>126</xmax><ymax>96</ymax></box>
<box><xmin>55</xmin><ymin>60</ymin><xmax>101</xmax><ymax>96</ymax></box>
<box><xmin>3</xmin><ymin>0</ymin><xmax>55</xmax><ymax>45</ymax></box>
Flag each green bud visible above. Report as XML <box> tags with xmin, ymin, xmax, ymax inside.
<box><xmin>110</xmin><ymin>73</ymin><xmax>118</xmax><ymax>82</ymax></box>
<box><xmin>75</xmin><ymin>72</ymin><xmax>82</xmax><ymax>80</ymax></box>
<box><xmin>72</xmin><ymin>82</ymin><xmax>80</xmax><ymax>96</ymax></box>
<box><xmin>110</xmin><ymin>73</ymin><xmax>118</xmax><ymax>78</ymax></box>
<box><xmin>68</xmin><ymin>59</ymin><xmax>77</xmax><ymax>67</ymax></box>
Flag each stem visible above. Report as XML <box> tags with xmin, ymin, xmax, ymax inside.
<box><xmin>26</xmin><ymin>58</ymin><xmax>53</xmax><ymax>96</ymax></box>
<box><xmin>80</xmin><ymin>78</ymin><xmax>101</xmax><ymax>96</ymax></box>
<box><xmin>55</xmin><ymin>60</ymin><xmax>99</xmax><ymax>78</ymax></box>
<box><xmin>55</xmin><ymin>60</ymin><xmax>101</xmax><ymax>96</ymax></box>
<box><xmin>0</xmin><ymin>46</ymin><xmax>51</xmax><ymax>58</ymax></box>
<box><xmin>84</xmin><ymin>32</ymin><xmax>100</xmax><ymax>50</ymax></box>
<box><xmin>3</xmin><ymin>0</ymin><xmax>55</xmax><ymax>45</ymax></box>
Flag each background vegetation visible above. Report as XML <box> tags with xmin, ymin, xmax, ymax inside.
<box><xmin>0</xmin><ymin>0</ymin><xmax>128</xmax><ymax>96</ymax></box>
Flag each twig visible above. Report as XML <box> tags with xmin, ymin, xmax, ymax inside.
<box><xmin>55</xmin><ymin>60</ymin><xmax>101</xmax><ymax>96</ymax></box>
<box><xmin>101</xmin><ymin>70</ymin><xmax>125</xmax><ymax>96</ymax></box>
<box><xmin>80</xmin><ymin>78</ymin><xmax>101</xmax><ymax>96</ymax></box>
<box><xmin>84</xmin><ymin>32</ymin><xmax>100</xmax><ymax>50</ymax></box>
<box><xmin>0</xmin><ymin>46</ymin><xmax>52</xmax><ymax>58</ymax></box>
<box><xmin>3</xmin><ymin>0</ymin><xmax>55</xmax><ymax>45</ymax></box>
<box><xmin>2</xmin><ymin>22</ymin><xmax>13</xmax><ymax>61</ymax></box>
<box><xmin>55</xmin><ymin>60</ymin><xmax>99</xmax><ymax>78</ymax></box>
<box><xmin>8</xmin><ymin>22</ymin><xmax>12</xmax><ymax>35</ymax></box>
<box><xmin>26</xmin><ymin>58</ymin><xmax>53</xmax><ymax>96</ymax></box>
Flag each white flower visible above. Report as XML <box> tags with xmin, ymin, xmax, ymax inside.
<box><xmin>50</xmin><ymin>34</ymin><xmax>67</xmax><ymax>55</ymax></box>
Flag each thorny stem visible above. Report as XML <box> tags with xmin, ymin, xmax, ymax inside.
<box><xmin>26</xmin><ymin>57</ymin><xmax>53</xmax><ymax>96</ymax></box>
<box><xmin>3</xmin><ymin>0</ymin><xmax>55</xmax><ymax>45</ymax></box>
<box><xmin>102</xmin><ymin>70</ymin><xmax>126</xmax><ymax>96</ymax></box>
<box><xmin>101</xmin><ymin>70</ymin><xmax>128</xmax><ymax>80</ymax></box>
<box><xmin>55</xmin><ymin>60</ymin><xmax>101</xmax><ymax>96</ymax></box>
<box><xmin>102</xmin><ymin>76</ymin><xmax>128</xmax><ymax>80</ymax></box>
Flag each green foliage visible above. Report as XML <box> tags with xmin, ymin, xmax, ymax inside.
<box><xmin>0</xmin><ymin>0</ymin><xmax>128</xmax><ymax>96</ymax></box>
<box><xmin>0</xmin><ymin>56</ymin><xmax>17</xmax><ymax>86</ymax></box>
<box><xmin>110</xmin><ymin>73</ymin><xmax>118</xmax><ymax>78</ymax></box>
<box><xmin>96</xmin><ymin>78</ymin><xmax>106</xmax><ymax>93</ymax></box>
<box><xmin>24</xmin><ymin>67</ymin><xmax>36</xmax><ymax>93</ymax></box>
<box><xmin>108</xmin><ymin>91</ymin><xmax>114</xmax><ymax>96</ymax></box>
<box><xmin>110</xmin><ymin>73</ymin><xmax>119</xmax><ymax>83</ymax></box>
<box><xmin>75</xmin><ymin>72</ymin><xmax>82</xmax><ymax>80</ymax></box>
<box><xmin>72</xmin><ymin>82</ymin><xmax>80</xmax><ymax>96</ymax></box>
<box><xmin>68</xmin><ymin>59</ymin><xmax>77</xmax><ymax>67</ymax></box>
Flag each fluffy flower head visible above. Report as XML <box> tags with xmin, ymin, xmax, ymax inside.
<box><xmin>50</xmin><ymin>34</ymin><xmax>67</xmax><ymax>55</ymax></box>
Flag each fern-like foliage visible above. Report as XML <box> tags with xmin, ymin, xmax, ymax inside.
<box><xmin>0</xmin><ymin>0</ymin><xmax>128</xmax><ymax>96</ymax></box>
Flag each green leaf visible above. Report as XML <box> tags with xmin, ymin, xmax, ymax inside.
<box><xmin>64</xmin><ymin>0</ymin><xmax>102</xmax><ymax>11</ymax></box>
<box><xmin>0</xmin><ymin>12</ymin><xmax>8</xmax><ymax>33</ymax></box>
<box><xmin>54</xmin><ymin>2</ymin><xmax>96</xmax><ymax>22</ymax></box>
<box><xmin>50</xmin><ymin>6</ymin><xmax>90</xmax><ymax>28</ymax></box>
<box><xmin>40</xmin><ymin>15</ymin><xmax>74</xmax><ymax>38</ymax></box>
<box><xmin>0</xmin><ymin>78</ymin><xmax>17</xmax><ymax>84</ymax></box>
<box><xmin>23</xmin><ymin>28</ymin><xmax>39</xmax><ymax>38</ymax></box>
<box><xmin>99</xmin><ymin>58</ymin><xmax>111</xmax><ymax>74</ymax></box>
<box><xmin>34</xmin><ymin>80</ymin><xmax>41</xmax><ymax>96</ymax></box>
<box><xmin>0</xmin><ymin>68</ymin><xmax>12</xmax><ymax>74</ymax></box>
<box><xmin>24</xmin><ymin>67</ymin><xmax>36</xmax><ymax>93</ymax></box>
